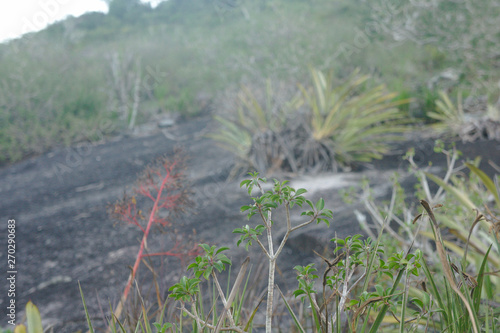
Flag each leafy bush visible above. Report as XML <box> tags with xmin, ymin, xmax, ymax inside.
<box><xmin>209</xmin><ymin>79</ymin><xmax>301</xmax><ymax>175</ymax></box>
<box><xmin>428</xmin><ymin>91</ymin><xmax>500</xmax><ymax>141</ymax></box>
<box><xmin>299</xmin><ymin>68</ymin><xmax>409</xmax><ymax>169</ymax></box>
<box><xmin>369</xmin><ymin>0</ymin><xmax>500</xmax><ymax>83</ymax></box>
<box><xmin>427</xmin><ymin>91</ymin><xmax>466</xmax><ymax>136</ymax></box>
<box><xmin>354</xmin><ymin>142</ymin><xmax>500</xmax><ymax>332</ymax></box>
<box><xmin>5</xmin><ymin>0</ymin><xmax>490</xmax><ymax>167</ymax></box>
<box><xmin>211</xmin><ymin>68</ymin><xmax>409</xmax><ymax>175</ymax></box>
<box><xmin>0</xmin><ymin>39</ymin><xmax>112</xmax><ymax>165</ymax></box>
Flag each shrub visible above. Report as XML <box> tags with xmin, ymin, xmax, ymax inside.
<box><xmin>354</xmin><ymin>142</ymin><xmax>500</xmax><ymax>332</ymax></box>
<box><xmin>298</xmin><ymin>68</ymin><xmax>409</xmax><ymax>170</ymax></box>
<box><xmin>210</xmin><ymin>68</ymin><xmax>410</xmax><ymax>175</ymax></box>
<box><xmin>105</xmin><ymin>151</ymin><xmax>201</xmax><ymax>327</ymax></box>
<box><xmin>428</xmin><ymin>91</ymin><xmax>500</xmax><ymax>141</ymax></box>
<box><xmin>209</xmin><ymin>79</ymin><xmax>301</xmax><ymax>175</ymax></box>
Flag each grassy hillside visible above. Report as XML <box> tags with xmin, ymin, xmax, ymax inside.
<box><xmin>0</xmin><ymin>0</ymin><xmax>498</xmax><ymax>165</ymax></box>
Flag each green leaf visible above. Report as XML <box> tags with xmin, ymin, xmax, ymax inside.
<box><xmin>214</xmin><ymin>262</ymin><xmax>223</xmax><ymax>272</ymax></box>
<box><xmin>240</xmin><ymin>179</ymin><xmax>251</xmax><ymax>188</ymax></box>
<box><xmin>425</xmin><ymin>172</ymin><xmax>477</xmax><ymax>210</ymax></box>
<box><xmin>79</xmin><ymin>283</ymin><xmax>94</xmax><ymax>333</ymax></box>
<box><xmin>203</xmin><ymin>269</ymin><xmax>211</xmax><ymax>280</ymax></box>
<box><xmin>315</xmin><ymin>198</ymin><xmax>325</xmax><ymax>211</ymax></box>
<box><xmin>199</xmin><ymin>243</ymin><xmax>211</xmax><ymax>253</ymax></box>
<box><xmin>240</xmin><ymin>205</ymin><xmax>252</xmax><ymax>212</ymax></box>
<box><xmin>317</xmin><ymin>218</ymin><xmax>330</xmax><ymax>227</ymax></box>
<box><xmin>465</xmin><ymin>162</ymin><xmax>500</xmax><ymax>208</ymax></box>
<box><xmin>277</xmin><ymin>285</ymin><xmax>305</xmax><ymax>333</ymax></box>
<box><xmin>216</xmin><ymin>246</ymin><xmax>230</xmax><ymax>255</ymax></box>
<box><xmin>221</xmin><ymin>257</ymin><xmax>232</xmax><ymax>265</ymax></box>
<box><xmin>321</xmin><ymin>209</ymin><xmax>333</xmax><ymax>218</ymax></box>
<box><xmin>296</xmin><ymin>188</ymin><xmax>308</xmax><ymax>196</ymax></box>
<box><xmin>333</xmin><ymin>238</ymin><xmax>345</xmax><ymax>246</ymax></box>
<box><xmin>293</xmin><ymin>290</ymin><xmax>307</xmax><ymax>297</ymax></box>
<box><xmin>305</xmin><ymin>199</ymin><xmax>314</xmax><ymax>210</ymax></box>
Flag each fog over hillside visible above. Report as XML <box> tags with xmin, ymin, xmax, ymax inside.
<box><xmin>1</xmin><ymin>1</ymin><xmax>499</xmax><ymax>332</ymax></box>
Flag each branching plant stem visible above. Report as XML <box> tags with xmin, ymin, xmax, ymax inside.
<box><xmin>253</xmin><ymin>180</ymin><xmax>325</xmax><ymax>333</ymax></box>
<box><xmin>111</xmin><ymin>163</ymin><xmax>179</xmax><ymax>327</ymax></box>
<box><xmin>211</xmin><ymin>271</ymin><xmax>238</xmax><ymax>328</ymax></box>
<box><xmin>181</xmin><ymin>305</ymin><xmax>245</xmax><ymax>333</ymax></box>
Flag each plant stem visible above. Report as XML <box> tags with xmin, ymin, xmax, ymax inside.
<box><xmin>182</xmin><ymin>307</ymin><xmax>245</xmax><ymax>333</ymax></box>
<box><xmin>274</xmin><ymin>203</ymin><xmax>292</xmax><ymax>259</ymax></box>
<box><xmin>212</xmin><ymin>271</ymin><xmax>238</xmax><ymax>328</ymax></box>
<box><xmin>262</xmin><ymin>201</ymin><xmax>275</xmax><ymax>333</ymax></box>
<box><xmin>266</xmin><ymin>256</ymin><xmax>275</xmax><ymax>333</ymax></box>
<box><xmin>191</xmin><ymin>299</ymin><xmax>203</xmax><ymax>331</ymax></box>
<box><xmin>112</xmin><ymin>167</ymin><xmax>172</xmax><ymax>325</ymax></box>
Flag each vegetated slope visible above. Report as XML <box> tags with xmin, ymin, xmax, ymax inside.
<box><xmin>0</xmin><ymin>0</ymin><xmax>364</xmax><ymax>165</ymax></box>
<box><xmin>3</xmin><ymin>0</ymin><xmax>498</xmax><ymax>166</ymax></box>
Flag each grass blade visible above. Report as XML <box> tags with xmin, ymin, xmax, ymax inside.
<box><xmin>466</xmin><ymin>162</ymin><xmax>500</xmax><ymax>208</ymax></box>
<box><xmin>424</xmin><ymin>172</ymin><xmax>477</xmax><ymax>210</ymax></box>
<box><xmin>420</xmin><ymin>199</ymin><xmax>479</xmax><ymax>333</ymax></box>
<box><xmin>277</xmin><ymin>285</ymin><xmax>305</xmax><ymax>333</ymax></box>
<box><xmin>244</xmin><ymin>293</ymin><xmax>266</xmax><ymax>332</ymax></box>
<box><xmin>79</xmin><ymin>281</ymin><xmax>94</xmax><ymax>333</ymax></box>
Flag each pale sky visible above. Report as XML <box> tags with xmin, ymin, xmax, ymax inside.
<box><xmin>0</xmin><ymin>0</ymin><xmax>165</xmax><ymax>43</ymax></box>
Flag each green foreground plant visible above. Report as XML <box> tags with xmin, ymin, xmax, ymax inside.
<box><xmin>353</xmin><ymin>142</ymin><xmax>500</xmax><ymax>332</ymax></box>
<box><xmin>10</xmin><ymin>301</ymin><xmax>43</xmax><ymax>333</ymax></box>
<box><xmin>79</xmin><ymin>154</ymin><xmax>499</xmax><ymax>332</ymax></box>
<box><xmin>168</xmin><ymin>172</ymin><xmax>332</xmax><ymax>332</ymax></box>
<box><xmin>236</xmin><ymin>173</ymin><xmax>332</xmax><ymax>332</ymax></box>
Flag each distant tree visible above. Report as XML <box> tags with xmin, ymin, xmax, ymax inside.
<box><xmin>107</xmin><ymin>0</ymin><xmax>152</xmax><ymax>23</ymax></box>
<box><xmin>76</xmin><ymin>12</ymin><xmax>107</xmax><ymax>31</ymax></box>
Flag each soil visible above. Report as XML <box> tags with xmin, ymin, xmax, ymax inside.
<box><xmin>1</xmin><ymin>114</ymin><xmax>499</xmax><ymax>332</ymax></box>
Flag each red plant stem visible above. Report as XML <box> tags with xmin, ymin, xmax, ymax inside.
<box><xmin>142</xmin><ymin>252</ymin><xmax>183</xmax><ymax>258</ymax></box>
<box><xmin>122</xmin><ymin>165</ymin><xmax>174</xmax><ymax>300</ymax></box>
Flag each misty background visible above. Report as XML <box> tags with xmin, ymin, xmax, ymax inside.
<box><xmin>1</xmin><ymin>0</ymin><xmax>499</xmax><ymax>165</ymax></box>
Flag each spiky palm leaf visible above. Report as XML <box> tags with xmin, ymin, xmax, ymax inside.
<box><xmin>209</xmin><ymin>80</ymin><xmax>299</xmax><ymax>174</ymax></box>
<box><xmin>300</xmin><ymin>68</ymin><xmax>409</xmax><ymax>168</ymax></box>
<box><xmin>427</xmin><ymin>91</ymin><xmax>465</xmax><ymax>134</ymax></box>
<box><xmin>208</xmin><ymin>115</ymin><xmax>252</xmax><ymax>162</ymax></box>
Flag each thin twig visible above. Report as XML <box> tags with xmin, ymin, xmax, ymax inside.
<box><xmin>211</xmin><ymin>271</ymin><xmax>238</xmax><ymax>328</ymax></box>
<box><xmin>214</xmin><ymin>257</ymin><xmax>251</xmax><ymax>333</ymax></box>
<box><xmin>290</xmin><ymin>215</ymin><xmax>317</xmax><ymax>232</ymax></box>
<box><xmin>180</xmin><ymin>305</ymin><xmax>245</xmax><ymax>333</ymax></box>
<box><xmin>274</xmin><ymin>203</ymin><xmax>292</xmax><ymax>258</ymax></box>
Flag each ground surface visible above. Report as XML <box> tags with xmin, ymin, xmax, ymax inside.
<box><xmin>1</xmin><ymin>114</ymin><xmax>499</xmax><ymax>332</ymax></box>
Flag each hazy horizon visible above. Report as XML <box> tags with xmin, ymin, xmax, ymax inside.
<box><xmin>0</xmin><ymin>0</ymin><xmax>166</xmax><ymax>43</ymax></box>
